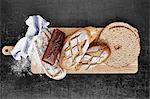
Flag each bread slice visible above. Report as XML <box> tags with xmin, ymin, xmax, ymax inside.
<box><xmin>99</xmin><ymin>22</ymin><xmax>140</xmax><ymax>67</ymax></box>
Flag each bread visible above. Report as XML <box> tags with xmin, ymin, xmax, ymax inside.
<box><xmin>85</xmin><ymin>26</ymin><xmax>101</xmax><ymax>42</ymax></box>
<box><xmin>75</xmin><ymin>43</ymin><xmax>110</xmax><ymax>71</ymax></box>
<box><xmin>99</xmin><ymin>22</ymin><xmax>140</xmax><ymax>67</ymax></box>
<box><xmin>60</xmin><ymin>27</ymin><xmax>101</xmax><ymax>70</ymax></box>
<box><xmin>42</xmin><ymin>29</ymin><xmax>65</xmax><ymax>65</ymax></box>
<box><xmin>60</xmin><ymin>29</ymin><xmax>90</xmax><ymax>70</ymax></box>
<box><xmin>30</xmin><ymin>29</ymin><xmax>66</xmax><ymax>80</ymax></box>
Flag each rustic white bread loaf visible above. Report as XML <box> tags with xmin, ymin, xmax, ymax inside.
<box><xmin>75</xmin><ymin>43</ymin><xmax>110</xmax><ymax>71</ymax></box>
<box><xmin>60</xmin><ymin>29</ymin><xmax>90</xmax><ymax>70</ymax></box>
<box><xmin>30</xmin><ymin>29</ymin><xmax>66</xmax><ymax>80</ymax></box>
<box><xmin>99</xmin><ymin>22</ymin><xmax>140</xmax><ymax>67</ymax></box>
<box><xmin>60</xmin><ymin>27</ymin><xmax>101</xmax><ymax>70</ymax></box>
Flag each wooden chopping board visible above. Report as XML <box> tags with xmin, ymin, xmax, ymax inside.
<box><xmin>2</xmin><ymin>27</ymin><xmax>138</xmax><ymax>74</ymax></box>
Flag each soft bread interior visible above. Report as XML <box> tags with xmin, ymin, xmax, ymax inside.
<box><xmin>100</xmin><ymin>22</ymin><xmax>140</xmax><ymax>67</ymax></box>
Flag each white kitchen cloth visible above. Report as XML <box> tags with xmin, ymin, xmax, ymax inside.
<box><xmin>11</xmin><ymin>15</ymin><xmax>50</xmax><ymax>60</ymax></box>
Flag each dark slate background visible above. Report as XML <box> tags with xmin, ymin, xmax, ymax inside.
<box><xmin>1</xmin><ymin>0</ymin><xmax>149</xmax><ymax>99</ymax></box>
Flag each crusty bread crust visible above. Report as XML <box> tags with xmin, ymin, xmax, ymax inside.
<box><xmin>60</xmin><ymin>27</ymin><xmax>101</xmax><ymax>70</ymax></box>
<box><xmin>60</xmin><ymin>29</ymin><xmax>91</xmax><ymax>70</ymax></box>
<box><xmin>85</xmin><ymin>26</ymin><xmax>101</xmax><ymax>42</ymax></box>
<box><xmin>99</xmin><ymin>22</ymin><xmax>140</xmax><ymax>67</ymax></box>
<box><xmin>76</xmin><ymin>43</ymin><xmax>111</xmax><ymax>71</ymax></box>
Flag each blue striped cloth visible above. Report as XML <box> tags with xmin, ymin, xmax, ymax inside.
<box><xmin>11</xmin><ymin>15</ymin><xmax>50</xmax><ymax>60</ymax></box>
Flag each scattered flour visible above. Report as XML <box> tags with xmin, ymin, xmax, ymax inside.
<box><xmin>11</xmin><ymin>58</ymin><xmax>32</xmax><ymax>77</ymax></box>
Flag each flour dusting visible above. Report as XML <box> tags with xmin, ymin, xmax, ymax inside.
<box><xmin>11</xmin><ymin>58</ymin><xmax>32</xmax><ymax>76</ymax></box>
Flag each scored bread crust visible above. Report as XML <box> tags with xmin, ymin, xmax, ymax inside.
<box><xmin>99</xmin><ymin>22</ymin><xmax>140</xmax><ymax>67</ymax></box>
<box><xmin>60</xmin><ymin>29</ymin><xmax>91</xmax><ymax>70</ymax></box>
<box><xmin>60</xmin><ymin>27</ymin><xmax>101</xmax><ymax>70</ymax></box>
<box><xmin>30</xmin><ymin>29</ymin><xmax>66</xmax><ymax>80</ymax></box>
<box><xmin>75</xmin><ymin>43</ymin><xmax>111</xmax><ymax>71</ymax></box>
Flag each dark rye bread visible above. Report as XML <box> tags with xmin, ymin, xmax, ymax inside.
<box><xmin>99</xmin><ymin>22</ymin><xmax>140</xmax><ymax>67</ymax></box>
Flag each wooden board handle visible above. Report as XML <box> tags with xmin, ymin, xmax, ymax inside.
<box><xmin>2</xmin><ymin>46</ymin><xmax>14</xmax><ymax>55</ymax></box>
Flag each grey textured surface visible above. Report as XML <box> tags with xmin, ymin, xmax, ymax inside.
<box><xmin>1</xmin><ymin>0</ymin><xmax>149</xmax><ymax>99</ymax></box>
